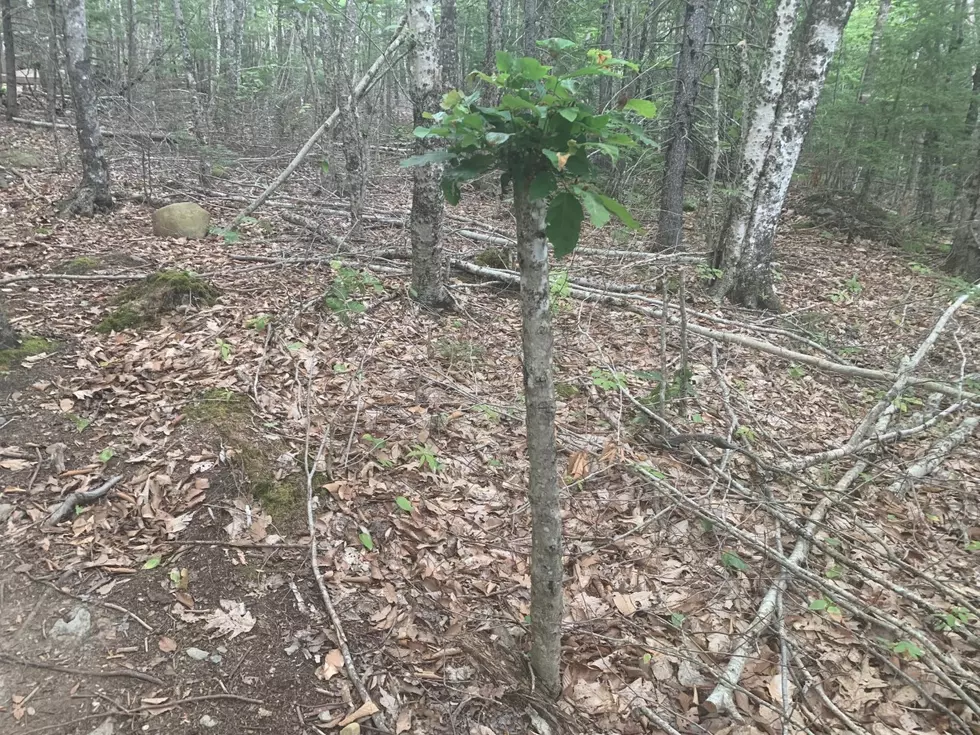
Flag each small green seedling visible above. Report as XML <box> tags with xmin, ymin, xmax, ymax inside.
<box><xmin>408</xmin><ymin>443</ymin><xmax>442</xmax><ymax>473</ymax></box>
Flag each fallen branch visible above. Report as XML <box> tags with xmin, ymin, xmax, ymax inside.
<box><xmin>0</xmin><ymin>272</ymin><xmax>146</xmax><ymax>287</ymax></box>
<box><xmin>44</xmin><ymin>476</ymin><xmax>123</xmax><ymax>526</ymax></box>
<box><xmin>12</xmin><ymin>116</ymin><xmax>176</xmax><ymax>143</ymax></box>
<box><xmin>888</xmin><ymin>415</ymin><xmax>979</xmax><ymax>496</ymax></box>
<box><xmin>0</xmin><ymin>651</ymin><xmax>164</xmax><ymax>686</ymax></box>
<box><xmin>229</xmin><ymin>18</ymin><xmax>409</xmax><ymax>229</ymax></box>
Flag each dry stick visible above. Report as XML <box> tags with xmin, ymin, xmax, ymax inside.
<box><xmin>701</xmin><ymin>298</ymin><xmax>972</xmax><ymax>716</ymax></box>
<box><xmin>791</xmin><ymin>651</ymin><xmax>871</xmax><ymax>735</ymax></box>
<box><xmin>11</xmin><ymin>116</ymin><xmax>176</xmax><ymax>142</ymax></box>
<box><xmin>635</xmin><ymin>706</ymin><xmax>685</xmax><ymax>735</ymax></box>
<box><xmin>0</xmin><ymin>652</ymin><xmax>164</xmax><ymax>686</ymax></box>
<box><xmin>44</xmin><ymin>475</ymin><xmax>124</xmax><ymax>526</ymax></box>
<box><xmin>229</xmin><ymin>18</ymin><xmax>409</xmax><ymax>230</ymax></box>
<box><xmin>0</xmin><ymin>272</ymin><xmax>146</xmax><ymax>287</ymax></box>
<box><xmin>26</xmin><ymin>574</ymin><xmax>153</xmax><ymax>632</ymax></box>
<box><xmin>887</xmin><ymin>415</ymin><xmax>979</xmax><ymax>495</ymax></box>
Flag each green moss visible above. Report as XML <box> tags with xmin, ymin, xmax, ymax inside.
<box><xmin>434</xmin><ymin>338</ymin><xmax>486</xmax><ymax>364</ymax></box>
<box><xmin>96</xmin><ymin>270</ymin><xmax>220</xmax><ymax>334</ymax></box>
<box><xmin>555</xmin><ymin>382</ymin><xmax>580</xmax><ymax>399</ymax></box>
<box><xmin>0</xmin><ymin>335</ymin><xmax>58</xmax><ymax>370</ymax></box>
<box><xmin>96</xmin><ymin>305</ymin><xmax>145</xmax><ymax>333</ymax></box>
<box><xmin>474</xmin><ymin>247</ymin><xmax>513</xmax><ymax>270</ymax></box>
<box><xmin>251</xmin><ymin>479</ymin><xmax>300</xmax><ymax>519</ymax></box>
<box><xmin>185</xmin><ymin>388</ymin><xmax>249</xmax><ymax>422</ymax></box>
<box><xmin>56</xmin><ymin>256</ymin><xmax>101</xmax><ymax>274</ymax></box>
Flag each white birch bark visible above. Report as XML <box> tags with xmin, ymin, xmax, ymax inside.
<box><xmin>408</xmin><ymin>0</ymin><xmax>449</xmax><ymax>306</ymax></box>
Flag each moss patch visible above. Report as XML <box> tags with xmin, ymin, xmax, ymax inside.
<box><xmin>185</xmin><ymin>388</ymin><xmax>306</xmax><ymax>528</ymax></box>
<box><xmin>555</xmin><ymin>382</ymin><xmax>580</xmax><ymax>399</ymax></box>
<box><xmin>55</xmin><ymin>256</ymin><xmax>101</xmax><ymax>274</ymax></box>
<box><xmin>97</xmin><ymin>270</ymin><xmax>219</xmax><ymax>333</ymax></box>
<box><xmin>0</xmin><ymin>336</ymin><xmax>58</xmax><ymax>370</ymax></box>
<box><xmin>474</xmin><ymin>247</ymin><xmax>513</xmax><ymax>270</ymax></box>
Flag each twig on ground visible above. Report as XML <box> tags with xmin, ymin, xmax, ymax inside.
<box><xmin>887</xmin><ymin>415</ymin><xmax>979</xmax><ymax>496</ymax></box>
<box><xmin>43</xmin><ymin>475</ymin><xmax>124</xmax><ymax>526</ymax></box>
<box><xmin>0</xmin><ymin>652</ymin><xmax>164</xmax><ymax>686</ymax></box>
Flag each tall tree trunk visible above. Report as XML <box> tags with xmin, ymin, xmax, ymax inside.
<box><xmin>172</xmin><ymin>0</ymin><xmax>211</xmax><ymax>187</ymax></box>
<box><xmin>949</xmin><ymin>164</ymin><xmax>980</xmax><ymax>280</ymax></box>
<box><xmin>125</xmin><ymin>0</ymin><xmax>136</xmax><ymax>105</ymax></box>
<box><xmin>711</xmin><ymin>0</ymin><xmax>855</xmax><ymax>309</ymax></box>
<box><xmin>522</xmin><ymin>0</ymin><xmax>551</xmax><ymax>56</ymax></box>
<box><xmin>439</xmin><ymin>0</ymin><xmax>460</xmax><ymax>90</ymax></box>
<box><xmin>656</xmin><ymin>0</ymin><xmax>710</xmax><ymax>251</ymax></box>
<box><xmin>858</xmin><ymin>0</ymin><xmax>890</xmax><ymax>103</ymax></box>
<box><xmin>1</xmin><ymin>0</ymin><xmax>16</xmax><ymax>120</ymax></box>
<box><xmin>513</xmin><ymin>173</ymin><xmax>562</xmax><ymax>700</ymax></box>
<box><xmin>597</xmin><ymin>0</ymin><xmax>616</xmax><ymax>109</ymax></box>
<box><xmin>218</xmin><ymin>0</ymin><xmax>241</xmax><ymax>131</ymax></box>
<box><xmin>62</xmin><ymin>0</ymin><xmax>114</xmax><ymax>215</ymax></box>
<box><xmin>484</xmin><ymin>0</ymin><xmax>503</xmax><ymax>103</ymax></box>
<box><xmin>337</xmin><ymin>0</ymin><xmax>366</xmax><ymax>227</ymax></box>
<box><xmin>408</xmin><ymin>0</ymin><xmax>450</xmax><ymax>307</ymax></box>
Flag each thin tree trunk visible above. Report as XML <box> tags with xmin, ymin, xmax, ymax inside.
<box><xmin>712</xmin><ymin>0</ymin><xmax>856</xmax><ymax>309</ymax></box>
<box><xmin>125</xmin><ymin>0</ymin><xmax>136</xmax><ymax>105</ymax></box>
<box><xmin>439</xmin><ymin>0</ymin><xmax>460</xmax><ymax>90</ymax></box>
<box><xmin>512</xmin><ymin>173</ymin><xmax>562</xmax><ymax>700</ymax></box>
<box><xmin>408</xmin><ymin>0</ymin><xmax>449</xmax><ymax>307</ymax></box>
<box><xmin>656</xmin><ymin>0</ymin><xmax>710</xmax><ymax>251</ymax></box>
<box><xmin>0</xmin><ymin>301</ymin><xmax>18</xmax><ymax>350</ymax></box>
<box><xmin>172</xmin><ymin>0</ymin><xmax>211</xmax><ymax>187</ymax></box>
<box><xmin>598</xmin><ymin>0</ymin><xmax>616</xmax><ymax>109</ymax></box>
<box><xmin>485</xmin><ymin>0</ymin><xmax>503</xmax><ymax>102</ymax></box>
<box><xmin>1</xmin><ymin>0</ymin><xmax>16</xmax><ymax>120</ymax></box>
<box><xmin>949</xmin><ymin>162</ymin><xmax>980</xmax><ymax>280</ymax></box>
<box><xmin>62</xmin><ymin>0</ymin><xmax>114</xmax><ymax>215</ymax></box>
<box><xmin>337</xmin><ymin>0</ymin><xmax>366</xmax><ymax>227</ymax></box>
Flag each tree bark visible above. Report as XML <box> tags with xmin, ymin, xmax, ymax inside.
<box><xmin>522</xmin><ymin>0</ymin><xmax>551</xmax><ymax>57</ymax></box>
<box><xmin>656</xmin><ymin>0</ymin><xmax>710</xmax><ymax>251</ymax></box>
<box><xmin>125</xmin><ymin>0</ymin><xmax>136</xmax><ymax>104</ymax></box>
<box><xmin>408</xmin><ymin>0</ymin><xmax>450</xmax><ymax>307</ymax></box>
<box><xmin>513</xmin><ymin>173</ymin><xmax>562</xmax><ymax>700</ymax></box>
<box><xmin>439</xmin><ymin>0</ymin><xmax>460</xmax><ymax>90</ymax></box>
<box><xmin>597</xmin><ymin>0</ymin><xmax>616</xmax><ymax>109</ymax></box>
<box><xmin>711</xmin><ymin>0</ymin><xmax>854</xmax><ymax>309</ymax></box>
<box><xmin>1</xmin><ymin>0</ymin><xmax>16</xmax><ymax>120</ymax></box>
<box><xmin>62</xmin><ymin>0</ymin><xmax>113</xmax><ymax>215</ymax></box>
<box><xmin>484</xmin><ymin>0</ymin><xmax>503</xmax><ymax>103</ymax></box>
<box><xmin>949</xmin><ymin>162</ymin><xmax>980</xmax><ymax>280</ymax></box>
<box><xmin>172</xmin><ymin>0</ymin><xmax>211</xmax><ymax>187</ymax></box>
<box><xmin>0</xmin><ymin>301</ymin><xmax>18</xmax><ymax>350</ymax></box>
<box><xmin>337</xmin><ymin>0</ymin><xmax>366</xmax><ymax>227</ymax></box>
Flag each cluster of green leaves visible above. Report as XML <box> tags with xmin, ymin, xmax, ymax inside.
<box><xmin>324</xmin><ymin>262</ymin><xmax>384</xmax><ymax>326</ymax></box>
<box><xmin>404</xmin><ymin>41</ymin><xmax>656</xmax><ymax>256</ymax></box>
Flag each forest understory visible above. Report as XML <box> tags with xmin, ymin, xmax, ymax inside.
<box><xmin>2</xmin><ymin>113</ymin><xmax>980</xmax><ymax>735</ymax></box>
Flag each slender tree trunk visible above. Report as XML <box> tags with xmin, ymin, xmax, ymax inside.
<box><xmin>522</xmin><ymin>0</ymin><xmax>551</xmax><ymax>56</ymax></box>
<box><xmin>439</xmin><ymin>0</ymin><xmax>460</xmax><ymax>90</ymax></box>
<box><xmin>656</xmin><ymin>0</ymin><xmax>710</xmax><ymax>251</ymax></box>
<box><xmin>597</xmin><ymin>0</ymin><xmax>616</xmax><ymax>109</ymax></box>
<box><xmin>711</xmin><ymin>0</ymin><xmax>855</xmax><ymax>309</ymax></box>
<box><xmin>485</xmin><ymin>0</ymin><xmax>503</xmax><ymax>102</ymax></box>
<box><xmin>125</xmin><ymin>0</ymin><xmax>136</xmax><ymax>105</ymax></box>
<box><xmin>1</xmin><ymin>0</ymin><xmax>16</xmax><ymax>120</ymax></box>
<box><xmin>172</xmin><ymin>0</ymin><xmax>211</xmax><ymax>187</ymax></box>
<box><xmin>949</xmin><ymin>164</ymin><xmax>980</xmax><ymax>280</ymax></box>
<box><xmin>337</xmin><ymin>0</ymin><xmax>366</xmax><ymax>227</ymax></box>
<box><xmin>513</xmin><ymin>173</ymin><xmax>562</xmax><ymax>700</ymax></box>
<box><xmin>62</xmin><ymin>0</ymin><xmax>114</xmax><ymax>215</ymax></box>
<box><xmin>966</xmin><ymin>63</ymin><xmax>980</xmax><ymax>135</ymax></box>
<box><xmin>408</xmin><ymin>0</ymin><xmax>450</xmax><ymax>307</ymax></box>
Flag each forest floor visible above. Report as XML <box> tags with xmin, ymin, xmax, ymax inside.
<box><xmin>1</xmin><ymin>116</ymin><xmax>979</xmax><ymax>735</ymax></box>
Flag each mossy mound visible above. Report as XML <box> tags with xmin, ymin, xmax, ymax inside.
<box><xmin>55</xmin><ymin>256</ymin><xmax>102</xmax><ymax>274</ymax></box>
<box><xmin>797</xmin><ymin>190</ymin><xmax>903</xmax><ymax>247</ymax></box>
<box><xmin>0</xmin><ymin>335</ymin><xmax>58</xmax><ymax>371</ymax></box>
<box><xmin>185</xmin><ymin>387</ymin><xmax>306</xmax><ymax>528</ymax></box>
<box><xmin>96</xmin><ymin>270</ymin><xmax>219</xmax><ymax>333</ymax></box>
<box><xmin>474</xmin><ymin>247</ymin><xmax>514</xmax><ymax>270</ymax></box>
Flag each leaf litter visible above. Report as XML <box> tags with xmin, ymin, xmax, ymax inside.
<box><xmin>1</xmin><ymin>120</ymin><xmax>979</xmax><ymax>735</ymax></box>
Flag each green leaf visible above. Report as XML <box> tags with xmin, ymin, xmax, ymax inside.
<box><xmin>514</xmin><ymin>56</ymin><xmax>551</xmax><ymax>81</ymax></box>
<box><xmin>542</xmin><ymin>149</ymin><xmax>560</xmax><ymax>169</ymax></box>
<box><xmin>596</xmin><ymin>194</ymin><xmax>640</xmax><ymax>229</ymax></box>
<box><xmin>495</xmin><ymin>50</ymin><xmax>515</xmax><ymax>73</ymax></box>
<box><xmin>412</xmin><ymin>126</ymin><xmax>432</xmax><ymax>138</ymax></box>
<box><xmin>808</xmin><ymin>598</ymin><xmax>829</xmax><ymax>611</ymax></box>
<box><xmin>529</xmin><ymin>171</ymin><xmax>557</xmax><ymax>200</ymax></box>
<box><xmin>485</xmin><ymin>131</ymin><xmax>512</xmax><ymax>145</ymax></box>
<box><xmin>721</xmin><ymin>551</ymin><xmax>749</xmax><ymax>571</ymax></box>
<box><xmin>558</xmin><ymin>107</ymin><xmax>578</xmax><ymax>122</ymax></box>
<box><xmin>319</xmin><ymin>159</ymin><xmax>330</xmax><ymax>172</ymax></box>
<box><xmin>580</xmin><ymin>190</ymin><xmax>611</xmax><ymax>228</ymax></box>
<box><xmin>401</xmin><ymin>149</ymin><xmax>455</xmax><ymax>167</ymax></box>
<box><xmin>546</xmin><ymin>192</ymin><xmax>584</xmax><ymax>257</ymax></box>
<box><xmin>143</xmin><ymin>555</ymin><xmax>162</xmax><ymax>570</ymax></box>
<box><xmin>440</xmin><ymin>89</ymin><xmax>463</xmax><ymax>109</ymax></box>
<box><xmin>395</xmin><ymin>496</ymin><xmax>414</xmax><ymax>513</ymax></box>
<box><xmin>222</xmin><ymin>230</ymin><xmax>240</xmax><ymax>244</ymax></box>
<box><xmin>359</xmin><ymin>531</ymin><xmax>374</xmax><ymax>551</ymax></box>
<box><xmin>98</xmin><ymin>447</ymin><xmax>115</xmax><ymax>463</ymax></box>
<box><xmin>499</xmin><ymin>93</ymin><xmax>538</xmax><ymax>111</ymax></box>
<box><xmin>624</xmin><ymin>98</ymin><xmax>657</xmax><ymax>118</ymax></box>
<box><xmin>537</xmin><ymin>37</ymin><xmax>577</xmax><ymax>52</ymax></box>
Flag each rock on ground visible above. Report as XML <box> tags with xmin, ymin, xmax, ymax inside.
<box><xmin>152</xmin><ymin>202</ymin><xmax>211</xmax><ymax>239</ymax></box>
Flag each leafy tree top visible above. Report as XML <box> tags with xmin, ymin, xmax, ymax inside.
<box><xmin>403</xmin><ymin>41</ymin><xmax>657</xmax><ymax>256</ymax></box>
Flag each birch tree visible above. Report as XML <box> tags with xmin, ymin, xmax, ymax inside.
<box><xmin>337</xmin><ymin>0</ymin><xmax>367</xmax><ymax>227</ymax></box>
<box><xmin>711</xmin><ymin>0</ymin><xmax>856</xmax><ymax>309</ymax></box>
<box><xmin>656</xmin><ymin>0</ymin><xmax>710</xmax><ymax>251</ymax></box>
<box><xmin>407</xmin><ymin>0</ymin><xmax>450</xmax><ymax>307</ymax></box>
<box><xmin>62</xmin><ymin>0</ymin><xmax>114</xmax><ymax>215</ymax></box>
<box><xmin>2</xmin><ymin>0</ymin><xmax>16</xmax><ymax>120</ymax></box>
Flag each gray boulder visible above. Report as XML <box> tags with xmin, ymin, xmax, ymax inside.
<box><xmin>152</xmin><ymin>202</ymin><xmax>211</xmax><ymax>239</ymax></box>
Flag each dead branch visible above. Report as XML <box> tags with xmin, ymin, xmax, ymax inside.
<box><xmin>229</xmin><ymin>18</ymin><xmax>409</xmax><ymax>229</ymax></box>
<box><xmin>0</xmin><ymin>651</ymin><xmax>164</xmax><ymax>686</ymax></box>
<box><xmin>887</xmin><ymin>415</ymin><xmax>979</xmax><ymax>495</ymax></box>
<box><xmin>12</xmin><ymin>116</ymin><xmax>176</xmax><ymax>143</ymax></box>
<box><xmin>0</xmin><ymin>272</ymin><xmax>146</xmax><ymax>287</ymax></box>
<box><xmin>43</xmin><ymin>475</ymin><xmax>124</xmax><ymax>526</ymax></box>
